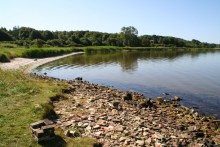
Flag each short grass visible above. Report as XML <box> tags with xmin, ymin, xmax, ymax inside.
<box><xmin>0</xmin><ymin>69</ymin><xmax>96</xmax><ymax>147</ymax></box>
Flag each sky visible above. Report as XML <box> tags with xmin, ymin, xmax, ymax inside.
<box><xmin>1</xmin><ymin>0</ymin><xmax>220</xmax><ymax>43</ymax></box>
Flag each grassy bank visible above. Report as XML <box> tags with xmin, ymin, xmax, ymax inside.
<box><xmin>0</xmin><ymin>69</ymin><xmax>96</xmax><ymax>146</ymax></box>
<box><xmin>0</xmin><ymin>43</ymin><xmax>82</xmax><ymax>62</ymax></box>
<box><xmin>0</xmin><ymin>42</ymin><xmax>217</xmax><ymax>63</ymax></box>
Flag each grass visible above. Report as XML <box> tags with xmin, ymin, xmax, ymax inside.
<box><xmin>0</xmin><ymin>69</ymin><xmax>96</xmax><ymax>147</ymax></box>
<box><xmin>0</xmin><ymin>42</ymin><xmax>83</xmax><ymax>62</ymax></box>
<box><xmin>0</xmin><ymin>42</ymin><xmax>217</xmax><ymax>63</ymax></box>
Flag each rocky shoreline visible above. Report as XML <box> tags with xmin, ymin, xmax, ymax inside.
<box><xmin>33</xmin><ymin>75</ymin><xmax>220</xmax><ymax>146</ymax></box>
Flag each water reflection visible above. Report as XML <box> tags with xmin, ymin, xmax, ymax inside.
<box><xmin>38</xmin><ymin>49</ymin><xmax>219</xmax><ymax>72</ymax></box>
<box><xmin>34</xmin><ymin>49</ymin><xmax>220</xmax><ymax>118</ymax></box>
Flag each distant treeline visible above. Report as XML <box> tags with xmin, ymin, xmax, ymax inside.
<box><xmin>0</xmin><ymin>26</ymin><xmax>218</xmax><ymax>48</ymax></box>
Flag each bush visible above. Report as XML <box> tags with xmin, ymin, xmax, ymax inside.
<box><xmin>31</xmin><ymin>39</ymin><xmax>45</xmax><ymax>48</ymax></box>
<box><xmin>22</xmin><ymin>48</ymin><xmax>74</xmax><ymax>58</ymax></box>
<box><xmin>0</xmin><ymin>54</ymin><xmax>10</xmax><ymax>62</ymax></box>
<box><xmin>46</xmin><ymin>39</ymin><xmax>65</xmax><ymax>47</ymax></box>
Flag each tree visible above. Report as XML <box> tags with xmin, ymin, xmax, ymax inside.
<box><xmin>0</xmin><ymin>30</ymin><xmax>13</xmax><ymax>41</ymax></box>
<box><xmin>18</xmin><ymin>27</ymin><xmax>34</xmax><ymax>40</ymax></box>
<box><xmin>42</xmin><ymin>31</ymin><xmax>54</xmax><ymax>41</ymax></box>
<box><xmin>140</xmin><ymin>35</ymin><xmax>151</xmax><ymax>47</ymax></box>
<box><xmin>29</xmin><ymin>30</ymin><xmax>43</xmax><ymax>40</ymax></box>
<box><xmin>32</xmin><ymin>39</ymin><xmax>45</xmax><ymax>48</ymax></box>
<box><xmin>121</xmin><ymin>26</ymin><xmax>138</xmax><ymax>36</ymax></box>
<box><xmin>120</xmin><ymin>26</ymin><xmax>139</xmax><ymax>46</ymax></box>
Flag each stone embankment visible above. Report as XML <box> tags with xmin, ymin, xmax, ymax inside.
<box><xmin>34</xmin><ymin>75</ymin><xmax>220</xmax><ymax>146</ymax></box>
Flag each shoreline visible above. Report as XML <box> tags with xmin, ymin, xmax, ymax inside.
<box><xmin>1</xmin><ymin>52</ymin><xmax>220</xmax><ymax>146</ymax></box>
<box><xmin>0</xmin><ymin>52</ymin><xmax>84</xmax><ymax>73</ymax></box>
<box><xmin>32</xmin><ymin>75</ymin><xmax>220</xmax><ymax>146</ymax></box>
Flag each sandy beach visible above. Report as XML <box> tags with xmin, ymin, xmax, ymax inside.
<box><xmin>0</xmin><ymin>52</ymin><xmax>84</xmax><ymax>73</ymax></box>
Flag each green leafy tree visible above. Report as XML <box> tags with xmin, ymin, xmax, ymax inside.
<box><xmin>29</xmin><ymin>30</ymin><xmax>43</xmax><ymax>40</ymax></box>
<box><xmin>0</xmin><ymin>29</ymin><xmax>13</xmax><ymax>41</ymax></box>
<box><xmin>18</xmin><ymin>27</ymin><xmax>34</xmax><ymax>40</ymax></box>
<box><xmin>140</xmin><ymin>36</ymin><xmax>151</xmax><ymax>47</ymax></box>
<box><xmin>32</xmin><ymin>39</ymin><xmax>45</xmax><ymax>48</ymax></box>
<box><xmin>42</xmin><ymin>31</ymin><xmax>54</xmax><ymax>41</ymax></box>
<box><xmin>120</xmin><ymin>26</ymin><xmax>139</xmax><ymax>46</ymax></box>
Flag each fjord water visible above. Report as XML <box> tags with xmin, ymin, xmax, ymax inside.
<box><xmin>33</xmin><ymin>49</ymin><xmax>220</xmax><ymax>118</ymax></box>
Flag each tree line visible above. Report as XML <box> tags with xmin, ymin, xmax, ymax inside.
<box><xmin>0</xmin><ymin>26</ymin><xmax>217</xmax><ymax>48</ymax></box>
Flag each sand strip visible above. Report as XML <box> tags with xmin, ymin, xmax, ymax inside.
<box><xmin>0</xmin><ymin>52</ymin><xmax>84</xmax><ymax>73</ymax></box>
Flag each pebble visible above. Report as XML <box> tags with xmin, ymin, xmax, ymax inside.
<box><xmin>136</xmin><ymin>140</ymin><xmax>145</xmax><ymax>146</ymax></box>
<box><xmin>39</xmin><ymin>77</ymin><xmax>220</xmax><ymax>146</ymax></box>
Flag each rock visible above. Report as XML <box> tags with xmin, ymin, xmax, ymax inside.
<box><xmin>75</xmin><ymin>77</ymin><xmax>83</xmax><ymax>81</ymax></box>
<box><xmin>119</xmin><ymin>137</ymin><xmax>127</xmax><ymax>142</ymax></box>
<box><xmin>139</xmin><ymin>99</ymin><xmax>153</xmax><ymax>108</ymax></box>
<box><xmin>115</xmin><ymin>125</ymin><xmax>124</xmax><ymax>132</ymax></box>
<box><xmin>145</xmin><ymin>138</ymin><xmax>152</xmax><ymax>145</ymax></box>
<box><xmin>155</xmin><ymin>142</ymin><xmax>164</xmax><ymax>147</ymax></box>
<box><xmin>111</xmin><ymin>134</ymin><xmax>118</xmax><ymax>140</ymax></box>
<box><xmin>108</xmin><ymin>125</ymin><xmax>114</xmax><ymax>131</ymax></box>
<box><xmin>143</xmin><ymin>131</ymin><xmax>148</xmax><ymax>136</ymax></box>
<box><xmin>123</xmin><ymin>130</ymin><xmax>129</xmax><ymax>136</ymax></box>
<box><xmin>93</xmin><ymin>143</ymin><xmax>103</xmax><ymax>147</ymax></box>
<box><xmin>180</xmin><ymin>133</ymin><xmax>190</xmax><ymax>138</ymax></box>
<box><xmin>88</xmin><ymin>116</ymin><xmax>95</xmax><ymax>121</ymax></box>
<box><xmin>70</xmin><ymin>130</ymin><xmax>81</xmax><ymax>137</ymax></box>
<box><xmin>188</xmin><ymin>126</ymin><xmax>196</xmax><ymax>132</ymax></box>
<box><xmin>136</xmin><ymin>140</ymin><xmax>145</xmax><ymax>146</ymax></box>
<box><xmin>93</xmin><ymin>131</ymin><xmax>102</xmax><ymax>138</ymax></box>
<box><xmin>93</xmin><ymin>124</ymin><xmax>101</xmax><ymax>129</ymax></box>
<box><xmin>77</xmin><ymin>122</ymin><xmax>83</xmax><ymax>127</ymax></box>
<box><xmin>82</xmin><ymin>123</ymin><xmax>89</xmax><ymax>128</ymax></box>
<box><xmin>111</xmin><ymin>109</ymin><xmax>118</xmax><ymax>115</ymax></box>
<box><xmin>85</xmin><ymin>126</ymin><xmax>92</xmax><ymax>131</ymax></box>
<box><xmin>113</xmin><ymin>101</ymin><xmax>120</xmax><ymax>109</ymax></box>
<box><xmin>112</xmin><ymin>119</ymin><xmax>122</xmax><ymax>124</ymax></box>
<box><xmin>194</xmin><ymin>131</ymin><xmax>204</xmax><ymax>138</ymax></box>
<box><xmin>154</xmin><ymin>97</ymin><xmax>165</xmax><ymax>105</ymax></box>
<box><xmin>162</xmin><ymin>92</ymin><xmax>169</xmax><ymax>95</ymax></box>
<box><xmin>172</xmin><ymin>96</ymin><xmax>181</xmax><ymax>101</ymax></box>
<box><xmin>47</xmin><ymin>77</ymin><xmax>220</xmax><ymax>146</ymax></box>
<box><xmin>64</xmin><ymin>130</ymin><xmax>71</xmax><ymax>137</ymax></box>
<box><xmin>123</xmin><ymin>93</ymin><xmax>132</xmax><ymax>101</ymax></box>
<box><xmin>63</xmin><ymin>121</ymin><xmax>72</xmax><ymax>127</ymax></box>
<box><xmin>124</xmin><ymin>139</ymin><xmax>131</xmax><ymax>145</ymax></box>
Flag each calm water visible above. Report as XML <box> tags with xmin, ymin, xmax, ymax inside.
<box><xmin>33</xmin><ymin>49</ymin><xmax>220</xmax><ymax>118</ymax></box>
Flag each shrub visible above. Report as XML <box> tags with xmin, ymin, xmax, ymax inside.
<box><xmin>22</xmin><ymin>48</ymin><xmax>76</xmax><ymax>58</ymax></box>
<box><xmin>0</xmin><ymin>53</ymin><xmax>10</xmax><ymax>62</ymax></box>
<box><xmin>31</xmin><ymin>39</ymin><xmax>45</xmax><ymax>48</ymax></box>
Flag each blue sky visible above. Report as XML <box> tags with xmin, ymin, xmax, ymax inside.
<box><xmin>1</xmin><ymin>0</ymin><xmax>219</xmax><ymax>43</ymax></box>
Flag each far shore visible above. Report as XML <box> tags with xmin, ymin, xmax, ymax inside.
<box><xmin>0</xmin><ymin>52</ymin><xmax>84</xmax><ymax>73</ymax></box>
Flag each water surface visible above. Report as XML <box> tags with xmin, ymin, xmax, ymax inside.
<box><xmin>33</xmin><ymin>49</ymin><xmax>220</xmax><ymax>118</ymax></box>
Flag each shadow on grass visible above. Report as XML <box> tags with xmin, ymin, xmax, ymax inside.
<box><xmin>38</xmin><ymin>135</ymin><xmax>66</xmax><ymax>147</ymax></box>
